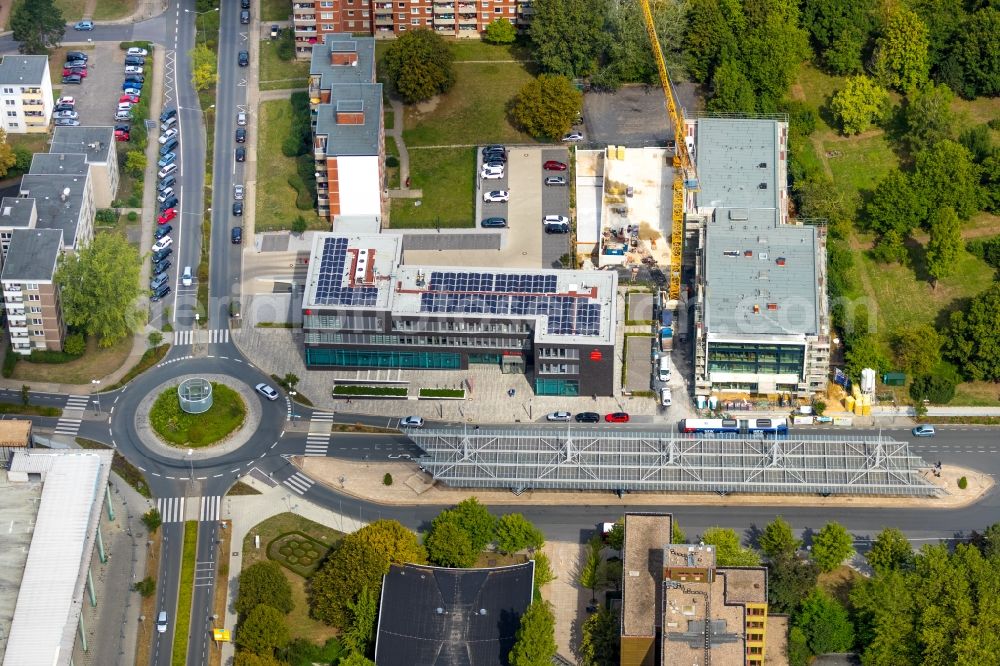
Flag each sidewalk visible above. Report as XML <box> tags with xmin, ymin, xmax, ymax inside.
<box><xmin>219</xmin><ymin>476</ymin><xmax>368</xmax><ymax>665</ymax></box>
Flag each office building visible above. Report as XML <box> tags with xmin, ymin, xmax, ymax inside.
<box><xmin>690</xmin><ymin>117</ymin><xmax>830</xmax><ymax>399</ymax></box>
<box><xmin>293</xmin><ymin>0</ymin><xmax>533</xmax><ymax>57</ymax></box>
<box><xmin>621</xmin><ymin>513</ymin><xmax>768</xmax><ymax>666</ymax></box>
<box><xmin>48</xmin><ymin>126</ymin><xmax>120</xmax><ymax>208</ymax></box>
<box><xmin>0</xmin><ymin>55</ymin><xmax>52</xmax><ymax>133</ymax></box>
<box><xmin>309</xmin><ymin>35</ymin><xmax>385</xmax><ymax>223</ymax></box>
<box><xmin>1</xmin><ymin>228</ymin><xmax>66</xmax><ymax>354</ymax></box>
<box><xmin>301</xmin><ymin>232</ymin><xmax>618</xmax><ymax>396</ymax></box>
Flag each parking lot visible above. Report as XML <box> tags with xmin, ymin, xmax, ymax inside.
<box><xmin>539</xmin><ymin>147</ymin><xmax>570</xmax><ymax>268</ymax></box>
<box><xmin>61</xmin><ymin>44</ymin><xmax>138</xmax><ymax>130</ymax></box>
<box><xmin>582</xmin><ymin>82</ymin><xmax>700</xmax><ymax>147</ymax></box>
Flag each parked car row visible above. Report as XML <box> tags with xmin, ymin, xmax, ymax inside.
<box><xmin>57</xmin><ymin>51</ymin><xmax>91</xmax><ymax>114</ymax></box>
<box><xmin>546</xmin><ymin>411</ymin><xmax>631</xmax><ymax>423</ymax></box>
<box><xmin>230</xmin><ymin>0</ymin><xmax>251</xmax><ymax>246</ymax></box>
<box><xmin>151</xmin><ymin>104</ymin><xmax>180</xmax><ymax>303</ymax></box>
<box><xmin>53</xmin><ymin>95</ymin><xmax>80</xmax><ymax>127</ymax></box>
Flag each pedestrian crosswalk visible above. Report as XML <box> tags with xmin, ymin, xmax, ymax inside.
<box><xmin>155</xmin><ymin>496</ymin><xmax>222</xmax><ymax>523</ymax></box>
<box><xmin>173</xmin><ymin>329</ymin><xmax>230</xmax><ymax>346</ymax></box>
<box><xmin>54</xmin><ymin>394</ymin><xmax>89</xmax><ymax>436</ymax></box>
<box><xmin>284</xmin><ymin>472</ymin><xmax>314</xmax><ymax>495</ymax></box>
<box><xmin>305</xmin><ymin>412</ymin><xmax>334</xmax><ymax>457</ymax></box>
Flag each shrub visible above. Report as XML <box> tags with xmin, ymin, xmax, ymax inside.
<box><xmin>958</xmin><ymin>476</ymin><xmax>968</xmax><ymax>489</ymax></box>
<box><xmin>128</xmin><ymin>211</ymin><xmax>138</xmax><ymax>222</ymax></box>
<box><xmin>63</xmin><ymin>333</ymin><xmax>86</xmax><ymax>356</ymax></box>
<box><xmin>909</xmin><ymin>373</ymin><xmax>956</xmax><ymax>404</ymax></box>
<box><xmin>2</xmin><ymin>345</ymin><xmax>17</xmax><ymax>377</ymax></box>
<box><xmin>96</xmin><ymin>208</ymin><xmax>118</xmax><ymax>225</ymax></box>
<box><xmin>386</xmin><ymin>155</ymin><xmax>399</xmax><ymax>168</ymax></box>
<box><xmin>383</xmin><ymin>473</ymin><xmax>393</xmax><ymax>486</ymax></box>
<box><xmin>291</xmin><ymin>215</ymin><xmax>308</xmax><ymax>234</ymax></box>
<box><xmin>142</xmin><ymin>508</ymin><xmax>162</xmax><ymax>533</ymax></box>
<box><xmin>133</xmin><ymin>577</ymin><xmax>156</xmax><ymax>597</ymax></box>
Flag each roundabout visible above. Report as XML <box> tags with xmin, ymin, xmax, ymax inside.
<box><xmin>148</xmin><ymin>380</ymin><xmax>246</xmax><ymax>447</ymax></box>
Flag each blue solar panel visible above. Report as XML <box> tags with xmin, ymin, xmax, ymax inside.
<box><xmin>313</xmin><ymin>237</ymin><xmax>379</xmax><ymax>306</ymax></box>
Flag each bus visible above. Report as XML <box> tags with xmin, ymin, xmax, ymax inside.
<box><xmin>679</xmin><ymin>418</ymin><xmax>788</xmax><ymax>436</ymax></box>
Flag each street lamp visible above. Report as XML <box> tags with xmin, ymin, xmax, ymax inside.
<box><xmin>91</xmin><ymin>379</ymin><xmax>100</xmax><ymax>415</ymax></box>
<box><xmin>289</xmin><ymin>391</ymin><xmax>296</xmax><ymax>420</ymax></box>
<box><xmin>187</xmin><ymin>448</ymin><xmax>194</xmax><ymax>482</ymax></box>
<box><xmin>184</xmin><ymin>6</ymin><xmax>219</xmax><ymax>44</ymax></box>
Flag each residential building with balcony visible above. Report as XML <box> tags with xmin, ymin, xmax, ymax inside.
<box><xmin>17</xmin><ymin>172</ymin><xmax>95</xmax><ymax>252</ymax></box>
<box><xmin>294</xmin><ymin>0</ymin><xmax>531</xmax><ymax>57</ymax></box>
<box><xmin>621</xmin><ymin>512</ymin><xmax>768</xmax><ymax>666</ymax></box>
<box><xmin>48</xmin><ymin>126</ymin><xmax>120</xmax><ymax>208</ymax></box>
<box><xmin>1</xmin><ymin>228</ymin><xmax>66</xmax><ymax>354</ymax></box>
<box><xmin>0</xmin><ymin>55</ymin><xmax>53</xmax><ymax>133</ymax></box>
<box><xmin>309</xmin><ymin>35</ymin><xmax>384</xmax><ymax>223</ymax></box>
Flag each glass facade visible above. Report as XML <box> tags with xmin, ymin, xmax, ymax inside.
<box><xmin>707</xmin><ymin>342</ymin><xmax>804</xmax><ymax>377</ymax></box>
<box><xmin>469</xmin><ymin>353</ymin><xmax>501</xmax><ymax>364</ymax></box>
<box><xmin>535</xmin><ymin>378</ymin><xmax>579</xmax><ymax>396</ymax></box>
<box><xmin>306</xmin><ymin>348</ymin><xmax>461</xmax><ymax>368</ymax></box>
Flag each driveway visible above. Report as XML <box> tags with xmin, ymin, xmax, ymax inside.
<box><xmin>475</xmin><ymin>146</ymin><xmax>508</xmax><ymax>226</ymax></box>
<box><xmin>540</xmin><ymin>147</ymin><xmax>570</xmax><ymax>268</ymax></box>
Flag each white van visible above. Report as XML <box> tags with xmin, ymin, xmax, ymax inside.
<box><xmin>660</xmin><ymin>387</ymin><xmax>672</xmax><ymax>407</ymax></box>
<box><xmin>182</xmin><ymin>266</ymin><xmax>192</xmax><ymax>286</ymax></box>
<box><xmin>156</xmin><ymin>611</ymin><xmax>167</xmax><ymax>634</ymax></box>
<box><xmin>157</xmin><ymin>163</ymin><xmax>178</xmax><ymax>179</ymax></box>
<box><xmin>657</xmin><ymin>356</ymin><xmax>671</xmax><ymax>383</ymax></box>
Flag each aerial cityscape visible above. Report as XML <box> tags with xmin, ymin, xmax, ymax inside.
<box><xmin>0</xmin><ymin>0</ymin><xmax>997</xmax><ymax>665</ymax></box>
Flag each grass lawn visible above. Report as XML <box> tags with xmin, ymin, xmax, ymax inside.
<box><xmin>388</xmin><ymin>147</ymin><xmax>475</xmax><ymax>228</ymax></box>
<box><xmin>6</xmin><ymin>132</ymin><xmax>50</xmax><ymax>155</ymax></box>
<box><xmin>821</xmin><ymin>133</ymin><xmax>899</xmax><ymax>199</ymax></box>
<box><xmin>106</xmin><ymin>344</ymin><xmax>169</xmax><ymax>391</ymax></box>
<box><xmin>11</xmin><ymin>335</ymin><xmax>132</xmax><ymax>384</ymax></box>
<box><xmin>93</xmin><ymin>0</ymin><xmax>136</xmax><ymax>20</ymax></box>
<box><xmin>259</xmin><ymin>40</ymin><xmax>309</xmax><ymax>91</ymax></box>
<box><xmin>54</xmin><ymin>0</ymin><xmax>87</xmax><ymax>20</ymax></box>
<box><xmin>256</xmin><ymin>100</ymin><xmax>327</xmax><ymax>231</ymax></box>
<box><xmin>261</xmin><ymin>0</ymin><xmax>291</xmax><ymax>22</ymax></box>
<box><xmin>385</xmin><ymin>135</ymin><xmax>400</xmax><ymax>189</ymax></box>
<box><xmin>449</xmin><ymin>39</ymin><xmax>529</xmax><ymax>62</ymax></box>
<box><xmin>384</xmin><ymin>108</ymin><xmax>394</xmax><ymax>130</ymax></box>
<box><xmin>149</xmin><ymin>382</ymin><xmax>246</xmax><ymax>447</ymax></box>
<box><xmin>402</xmin><ymin>61</ymin><xmax>537</xmax><ymax>147</ymax></box>
<box><xmin>242</xmin><ymin>512</ymin><xmax>343</xmax><ymax>644</ymax></box>
<box><xmin>172</xmin><ymin>522</ymin><xmax>198</xmax><ymax>666</ymax></box>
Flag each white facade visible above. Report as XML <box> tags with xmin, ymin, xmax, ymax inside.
<box><xmin>336</xmin><ymin>154</ymin><xmax>382</xmax><ymax>216</ymax></box>
<box><xmin>0</xmin><ymin>57</ymin><xmax>52</xmax><ymax>134</ymax></box>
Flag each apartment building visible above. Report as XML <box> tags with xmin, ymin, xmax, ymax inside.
<box><xmin>0</xmin><ymin>55</ymin><xmax>53</xmax><ymax>133</ymax></box>
<box><xmin>293</xmin><ymin>0</ymin><xmax>532</xmax><ymax>57</ymax></box>
<box><xmin>17</xmin><ymin>172</ymin><xmax>95</xmax><ymax>252</ymax></box>
<box><xmin>621</xmin><ymin>513</ymin><xmax>768</xmax><ymax>666</ymax></box>
<box><xmin>309</xmin><ymin>35</ymin><xmax>384</xmax><ymax>222</ymax></box>
<box><xmin>49</xmin><ymin>126</ymin><xmax>120</xmax><ymax>208</ymax></box>
<box><xmin>1</xmin><ymin>228</ymin><xmax>66</xmax><ymax>354</ymax></box>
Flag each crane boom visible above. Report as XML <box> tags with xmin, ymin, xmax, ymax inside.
<box><xmin>638</xmin><ymin>0</ymin><xmax>695</xmax><ymax>302</ymax></box>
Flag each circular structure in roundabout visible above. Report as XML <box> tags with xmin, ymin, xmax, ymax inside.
<box><xmin>140</xmin><ymin>374</ymin><xmax>264</xmax><ymax>454</ymax></box>
<box><xmin>178</xmin><ymin>377</ymin><xmax>213</xmax><ymax>414</ymax></box>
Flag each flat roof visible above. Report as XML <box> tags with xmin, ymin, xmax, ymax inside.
<box><xmin>302</xmin><ymin>233</ymin><xmax>402</xmax><ymax>311</ymax></box>
<box><xmin>704</xmin><ymin>209</ymin><xmax>819</xmax><ymax>337</ymax></box>
<box><xmin>30</xmin><ymin>153</ymin><xmax>90</xmax><ymax>177</ymax></box>
<box><xmin>622</xmin><ymin>513</ymin><xmax>671</xmax><ymax>638</ymax></box>
<box><xmin>0</xmin><ymin>420</ymin><xmax>31</xmax><ymax>446</ymax></box>
<box><xmin>49</xmin><ymin>126</ymin><xmax>115</xmax><ymax>165</ymax></box>
<box><xmin>0</xmin><ymin>55</ymin><xmax>47</xmax><ymax>85</ymax></box>
<box><xmin>0</xmin><ymin>197</ymin><xmax>36</xmax><ymax>228</ymax></box>
<box><xmin>18</xmin><ymin>174</ymin><xmax>88</xmax><ymax>248</ymax></box>
<box><xmin>374</xmin><ymin>562</ymin><xmax>534</xmax><ymax>666</ymax></box>
<box><xmin>3</xmin><ymin>450</ymin><xmax>113</xmax><ymax>666</ymax></box>
<box><xmin>314</xmin><ymin>84</ymin><xmax>382</xmax><ymax>157</ymax></box>
<box><xmin>0</xmin><ymin>228</ymin><xmax>63</xmax><ymax>282</ymax></box>
<box><xmin>695</xmin><ymin>117</ymin><xmax>780</xmax><ymax>211</ymax></box>
<box><xmin>309</xmin><ymin>33</ymin><xmax>376</xmax><ymax>89</ymax></box>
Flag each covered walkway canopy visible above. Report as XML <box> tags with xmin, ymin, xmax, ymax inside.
<box><xmin>408</xmin><ymin>427</ymin><xmax>940</xmax><ymax>497</ymax></box>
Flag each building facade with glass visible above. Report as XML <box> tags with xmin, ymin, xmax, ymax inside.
<box><xmin>301</xmin><ymin>233</ymin><xmax>619</xmax><ymax>396</ymax></box>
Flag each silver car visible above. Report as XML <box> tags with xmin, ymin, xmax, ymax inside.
<box><xmin>255</xmin><ymin>383</ymin><xmax>279</xmax><ymax>401</ymax></box>
<box><xmin>399</xmin><ymin>416</ymin><xmax>424</xmax><ymax>428</ymax></box>
<box><xmin>546</xmin><ymin>411</ymin><xmax>572</xmax><ymax>422</ymax></box>
<box><xmin>234</xmin><ymin>185</ymin><xmax>244</xmax><ymax>201</ymax></box>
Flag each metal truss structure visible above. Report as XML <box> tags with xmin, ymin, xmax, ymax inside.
<box><xmin>409</xmin><ymin>427</ymin><xmax>941</xmax><ymax>497</ymax></box>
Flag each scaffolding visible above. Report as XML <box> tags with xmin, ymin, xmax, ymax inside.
<box><xmin>409</xmin><ymin>427</ymin><xmax>941</xmax><ymax>497</ymax></box>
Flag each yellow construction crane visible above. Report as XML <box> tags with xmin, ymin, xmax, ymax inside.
<box><xmin>638</xmin><ymin>0</ymin><xmax>696</xmax><ymax>302</ymax></box>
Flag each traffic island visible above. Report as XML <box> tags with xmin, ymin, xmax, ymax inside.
<box><xmin>149</xmin><ymin>381</ymin><xmax>247</xmax><ymax>447</ymax></box>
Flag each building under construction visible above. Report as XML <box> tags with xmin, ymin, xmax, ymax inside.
<box><xmin>621</xmin><ymin>512</ymin><xmax>768</xmax><ymax>666</ymax></box>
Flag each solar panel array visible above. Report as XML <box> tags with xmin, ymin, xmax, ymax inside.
<box><xmin>312</xmin><ymin>237</ymin><xmax>379</xmax><ymax>307</ymax></box>
<box><xmin>422</xmin><ymin>271</ymin><xmax>602</xmax><ymax>336</ymax></box>
<box><xmin>428</xmin><ymin>271</ymin><xmax>558</xmax><ymax>294</ymax></box>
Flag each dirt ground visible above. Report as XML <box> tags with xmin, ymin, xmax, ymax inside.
<box><xmin>297</xmin><ymin>457</ymin><xmax>991</xmax><ymax>510</ymax></box>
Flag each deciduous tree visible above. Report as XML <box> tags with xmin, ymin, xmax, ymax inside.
<box><xmin>56</xmin><ymin>232</ymin><xmax>143</xmax><ymax>347</ymax></box>
<box><xmin>605</xmin><ymin>520</ymin><xmax>625</xmax><ymax>551</ymax></box>
<box><xmin>700</xmin><ymin>527</ymin><xmax>761</xmax><ymax>567</ymax></box>
<box><xmin>926</xmin><ymin>206</ymin><xmax>963</xmax><ymax>285</ymax></box>
<box><xmin>191</xmin><ymin>43</ymin><xmax>217</xmax><ymax>91</ymax></box>
<box><xmin>529</xmin><ymin>0</ymin><xmax>608</xmax><ymax>78</ymax></box>
<box><xmin>234</xmin><ymin>652</ymin><xmax>285</xmax><ymax>666</ymax></box>
<box><xmin>382</xmin><ymin>29</ymin><xmax>455</xmax><ymax>104</ymax></box>
<box><xmin>767</xmin><ymin>553</ymin><xmax>819</xmax><ymax>614</ymax></box>
<box><xmin>801</xmin><ymin>0</ymin><xmax>878</xmax><ymax>74</ymax></box>
<box><xmin>338</xmin><ymin>653</ymin><xmax>376</xmax><ymax>666</ymax></box>
<box><xmin>577</xmin><ymin>535</ymin><xmax>603</xmax><ymax>600</ymax></box>
<box><xmin>579</xmin><ymin>608</ymin><xmax>620</xmax><ymax>666</ymax></box>
<box><xmin>902</xmin><ymin>82</ymin><xmax>957</xmax><ymax>150</ymax></box>
<box><xmin>509</xmin><ymin>74</ymin><xmax>582</xmax><ymax>140</ymax></box>
<box><xmin>810</xmin><ymin>522</ymin><xmax>855</xmax><ymax>572</ymax></box>
<box><xmin>829</xmin><ymin>75</ymin><xmax>889</xmax><ymax>135</ymax></box>
<box><xmin>10</xmin><ymin>0</ymin><xmax>65</xmax><ymax>55</ymax></box>
<box><xmin>913</xmin><ymin>141</ymin><xmax>983</xmax><ymax>221</ymax></box>
<box><xmin>236</xmin><ymin>561</ymin><xmax>293</xmax><ymax>616</ymax></box>
<box><xmin>891</xmin><ymin>325</ymin><xmax>941</xmax><ymax>376</ymax></box>
<box><xmin>343</xmin><ymin>586</ymin><xmax>378</xmax><ymax>655</ymax></box>
<box><xmin>706</xmin><ymin>56</ymin><xmax>757</xmax><ymax>114</ymax></box>
<box><xmin>496</xmin><ymin>513</ymin><xmax>545</xmax><ymax>555</ymax></box>
<box><xmin>945</xmin><ymin>282</ymin><xmax>1000</xmax><ymax>381</ymax></box>
<box><xmin>759</xmin><ymin>516</ymin><xmax>801</xmax><ymax>561</ymax></box>
<box><xmin>236</xmin><ymin>605</ymin><xmax>289</xmax><ymax>656</ymax></box>
<box><xmin>126</xmin><ymin>150</ymin><xmax>147</xmax><ymax>178</ymax></box>
<box><xmin>871</xmin><ymin>6</ymin><xmax>930</xmax><ymax>92</ymax></box>
<box><xmin>864</xmin><ymin>170</ymin><xmax>928</xmax><ymax>235</ymax></box>
<box><xmin>948</xmin><ymin>7</ymin><xmax>1000</xmax><ymax>99</ymax></box>
<box><xmin>793</xmin><ymin>589</ymin><xmax>855</xmax><ymax>655</ymax></box>
<box><xmin>509</xmin><ymin>601</ymin><xmax>557</xmax><ymax>666</ymax></box>
<box><xmin>593</xmin><ymin>0</ymin><xmax>685</xmax><ymax>90</ymax></box>
<box><xmin>425</xmin><ymin>520</ymin><xmax>477</xmax><ymax>568</ymax></box>
<box><xmin>483</xmin><ymin>18</ymin><xmax>517</xmax><ymax>44</ymax></box>
<box><xmin>909</xmin><ymin>372</ymin><xmax>957</xmax><ymax>404</ymax></box>
<box><xmin>865</xmin><ymin>528</ymin><xmax>914</xmax><ymax>573</ymax></box>
<box><xmin>0</xmin><ymin>129</ymin><xmax>17</xmax><ymax>179</ymax></box>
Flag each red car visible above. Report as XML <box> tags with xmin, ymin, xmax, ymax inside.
<box><xmin>157</xmin><ymin>208</ymin><xmax>176</xmax><ymax>224</ymax></box>
<box><xmin>605</xmin><ymin>412</ymin><xmax>630</xmax><ymax>423</ymax></box>
<box><xmin>114</xmin><ymin>130</ymin><xmax>130</xmax><ymax>142</ymax></box>
<box><xmin>62</xmin><ymin>68</ymin><xmax>87</xmax><ymax>78</ymax></box>
<box><xmin>119</xmin><ymin>94</ymin><xmax>140</xmax><ymax>104</ymax></box>
<box><xmin>543</xmin><ymin>160</ymin><xmax>567</xmax><ymax>171</ymax></box>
